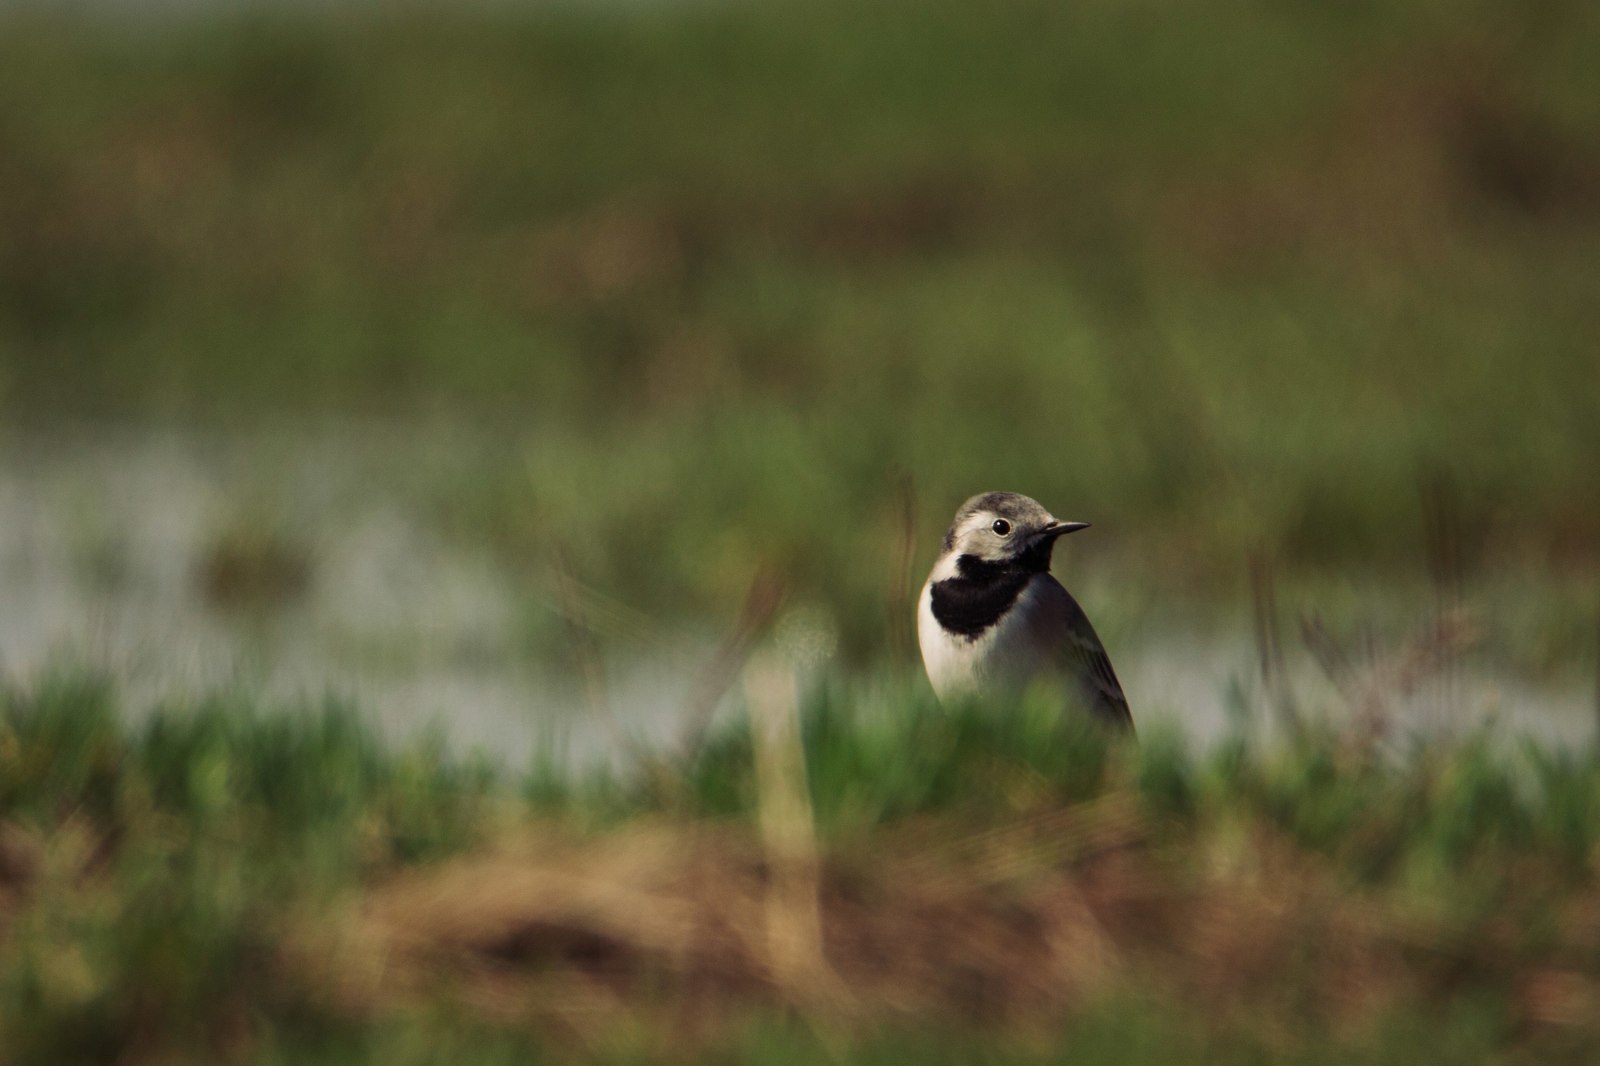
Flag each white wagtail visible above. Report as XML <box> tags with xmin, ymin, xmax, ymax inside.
<box><xmin>917</xmin><ymin>492</ymin><xmax>1133</xmax><ymax>731</ymax></box>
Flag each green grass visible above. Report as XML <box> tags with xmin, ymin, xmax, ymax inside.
<box><xmin>3</xmin><ymin>5</ymin><xmax>1597</xmax><ymax>1058</ymax></box>
<box><xmin>2</xmin><ymin>671</ymin><xmax>1600</xmax><ymax>1062</ymax></box>
<box><xmin>0</xmin><ymin>674</ymin><xmax>500</xmax><ymax>1064</ymax></box>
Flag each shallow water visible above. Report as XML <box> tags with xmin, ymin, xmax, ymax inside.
<box><xmin>2</xmin><ymin>427</ymin><xmax>1593</xmax><ymax>767</ymax></box>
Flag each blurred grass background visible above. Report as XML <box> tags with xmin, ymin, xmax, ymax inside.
<box><xmin>3</xmin><ymin>3</ymin><xmax>1600</xmax><ymax>1058</ymax></box>
<box><xmin>8</xmin><ymin>672</ymin><xmax>1600</xmax><ymax>1063</ymax></box>
<box><xmin>2</xmin><ymin>0</ymin><xmax>1597</xmax><ymax>670</ymax></box>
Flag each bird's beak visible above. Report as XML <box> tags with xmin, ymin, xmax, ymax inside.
<box><xmin>1040</xmin><ymin>520</ymin><xmax>1091</xmax><ymax>539</ymax></box>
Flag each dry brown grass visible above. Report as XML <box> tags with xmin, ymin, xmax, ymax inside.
<box><xmin>260</xmin><ymin>792</ymin><xmax>1600</xmax><ymax>1054</ymax></box>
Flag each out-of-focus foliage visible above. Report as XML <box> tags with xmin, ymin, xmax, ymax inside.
<box><xmin>0</xmin><ymin>0</ymin><xmax>1596</xmax><ymax>659</ymax></box>
<box><xmin>4</xmin><ymin>673</ymin><xmax>1600</xmax><ymax>1062</ymax></box>
<box><xmin>0</xmin><ymin>673</ymin><xmax>499</xmax><ymax>1063</ymax></box>
<box><xmin>4</xmin><ymin>6</ymin><xmax>1597</xmax><ymax>1059</ymax></box>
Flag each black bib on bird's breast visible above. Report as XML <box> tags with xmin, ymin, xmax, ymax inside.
<box><xmin>929</xmin><ymin>553</ymin><xmax>1041</xmax><ymax>640</ymax></box>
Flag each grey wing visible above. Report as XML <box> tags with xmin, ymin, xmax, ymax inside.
<box><xmin>1034</xmin><ymin>577</ymin><xmax>1134</xmax><ymax>732</ymax></box>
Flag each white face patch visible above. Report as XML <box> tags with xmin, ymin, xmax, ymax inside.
<box><xmin>951</xmin><ymin>512</ymin><xmax>1016</xmax><ymax>561</ymax></box>
<box><xmin>930</xmin><ymin>512</ymin><xmax>1007</xmax><ymax>579</ymax></box>
<box><xmin>930</xmin><ymin>492</ymin><xmax>1065</xmax><ymax>579</ymax></box>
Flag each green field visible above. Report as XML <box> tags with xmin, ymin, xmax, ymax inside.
<box><xmin>2</xmin><ymin>0</ymin><xmax>1599</xmax><ymax>1059</ymax></box>
<box><xmin>4</xmin><ymin>672</ymin><xmax>1600</xmax><ymax>1062</ymax></box>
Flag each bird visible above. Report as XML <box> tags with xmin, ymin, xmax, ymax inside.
<box><xmin>917</xmin><ymin>491</ymin><xmax>1133</xmax><ymax>731</ymax></box>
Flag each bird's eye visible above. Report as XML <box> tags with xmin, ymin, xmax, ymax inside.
<box><xmin>991</xmin><ymin>519</ymin><xmax>1011</xmax><ymax>536</ymax></box>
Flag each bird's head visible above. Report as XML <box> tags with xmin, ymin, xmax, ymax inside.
<box><xmin>935</xmin><ymin>491</ymin><xmax>1088</xmax><ymax>574</ymax></box>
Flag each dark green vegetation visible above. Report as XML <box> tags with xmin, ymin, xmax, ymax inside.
<box><xmin>4</xmin><ymin>673</ymin><xmax>1600</xmax><ymax>1063</ymax></box>
<box><xmin>2</xmin><ymin>0</ymin><xmax>1598</xmax><ymax>663</ymax></box>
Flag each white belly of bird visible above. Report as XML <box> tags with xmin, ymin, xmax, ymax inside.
<box><xmin>916</xmin><ymin>576</ymin><xmax>1052</xmax><ymax>701</ymax></box>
